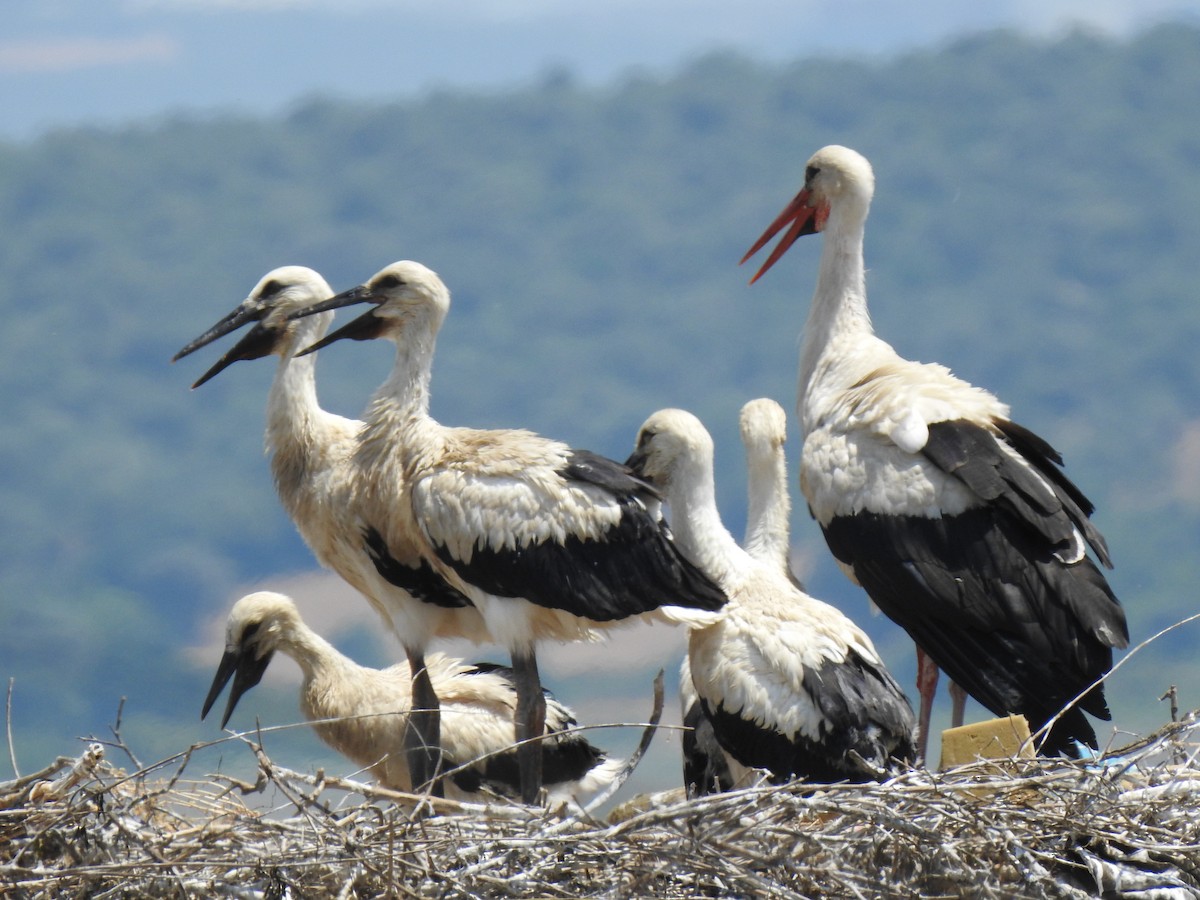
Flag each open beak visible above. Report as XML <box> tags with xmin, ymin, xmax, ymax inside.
<box><xmin>189</xmin><ymin>322</ymin><xmax>282</xmax><ymax>388</ymax></box>
<box><xmin>297</xmin><ymin>306</ymin><xmax>388</xmax><ymax>356</ymax></box>
<box><xmin>287</xmin><ymin>283</ymin><xmax>377</xmax><ymax>320</ymax></box>
<box><xmin>740</xmin><ymin>187</ymin><xmax>830</xmax><ymax>284</ymax></box>
<box><xmin>172</xmin><ymin>301</ymin><xmax>263</xmax><ymax>363</ymax></box>
<box><xmin>200</xmin><ymin>642</ymin><xmax>274</xmax><ymax>729</ymax></box>
<box><xmin>293</xmin><ymin>285</ymin><xmax>390</xmax><ymax>356</ymax></box>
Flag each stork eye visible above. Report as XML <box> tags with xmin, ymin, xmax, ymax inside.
<box><xmin>259</xmin><ymin>280</ymin><xmax>283</xmax><ymax>299</ymax></box>
<box><xmin>377</xmin><ymin>274</ymin><xmax>405</xmax><ymax>290</ymax></box>
<box><xmin>804</xmin><ymin>165</ymin><xmax>820</xmax><ymax>187</ymax></box>
<box><xmin>239</xmin><ymin>621</ymin><xmax>262</xmax><ymax>647</ymax></box>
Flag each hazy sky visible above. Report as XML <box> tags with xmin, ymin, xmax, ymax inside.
<box><xmin>3</xmin><ymin>0</ymin><xmax>1199</xmax><ymax>138</ymax></box>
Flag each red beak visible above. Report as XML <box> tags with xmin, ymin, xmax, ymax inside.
<box><xmin>740</xmin><ymin>187</ymin><xmax>830</xmax><ymax>284</ymax></box>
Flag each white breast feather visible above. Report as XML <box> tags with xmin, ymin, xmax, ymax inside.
<box><xmin>689</xmin><ymin>570</ymin><xmax>881</xmax><ymax>743</ymax></box>
<box><xmin>801</xmin><ymin>356</ymin><xmax>1011</xmax><ymax>523</ymax></box>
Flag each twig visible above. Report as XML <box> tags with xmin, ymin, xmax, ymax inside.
<box><xmin>6</xmin><ymin>678</ymin><xmax>18</xmax><ymax>779</ymax></box>
<box><xmin>582</xmin><ymin>669</ymin><xmax>665</xmax><ymax>816</ymax></box>
<box><xmin>1029</xmin><ymin>612</ymin><xmax>1200</xmax><ymax>753</ymax></box>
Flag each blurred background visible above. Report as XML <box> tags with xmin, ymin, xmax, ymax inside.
<box><xmin>2</xmin><ymin>0</ymin><xmax>1200</xmax><ymax>800</ymax></box>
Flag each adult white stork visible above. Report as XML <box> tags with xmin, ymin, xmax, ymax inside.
<box><xmin>741</xmin><ymin>144</ymin><xmax>1128</xmax><ymax>757</ymax></box>
<box><xmin>202</xmin><ymin>591</ymin><xmax>621</xmax><ymax>804</ymax></box>
<box><xmin>629</xmin><ymin>408</ymin><xmax>916</xmax><ymax>787</ymax></box>
<box><xmin>290</xmin><ymin>260</ymin><xmax>727</xmax><ymax>803</ymax></box>
<box><xmin>173</xmin><ymin>267</ymin><xmax>489</xmax><ymax>795</ymax></box>
<box><xmin>680</xmin><ymin>398</ymin><xmax>792</xmax><ymax>795</ymax></box>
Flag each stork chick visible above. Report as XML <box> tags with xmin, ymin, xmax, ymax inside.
<box><xmin>629</xmin><ymin>408</ymin><xmax>916</xmax><ymax>787</ymax></box>
<box><xmin>202</xmin><ymin>591</ymin><xmax>620</xmax><ymax>804</ymax></box>
<box><xmin>289</xmin><ymin>260</ymin><xmax>727</xmax><ymax>803</ymax></box>
<box><xmin>174</xmin><ymin>267</ymin><xmax>488</xmax><ymax>794</ymax></box>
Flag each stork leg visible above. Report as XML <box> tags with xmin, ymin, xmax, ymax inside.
<box><xmin>512</xmin><ymin>648</ymin><xmax>546</xmax><ymax>805</ymax></box>
<box><xmin>915</xmin><ymin>645</ymin><xmax>940</xmax><ymax>765</ymax></box>
<box><xmin>948</xmin><ymin>680</ymin><xmax>968</xmax><ymax>729</ymax></box>
<box><xmin>404</xmin><ymin>649</ymin><xmax>444</xmax><ymax>798</ymax></box>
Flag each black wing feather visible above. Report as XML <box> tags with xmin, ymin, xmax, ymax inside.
<box><xmin>823</xmin><ymin>506</ymin><xmax>1123</xmax><ymax>755</ymax></box>
<box><xmin>363</xmin><ymin>526</ymin><xmax>473</xmax><ymax>608</ymax></box>
<box><xmin>433</xmin><ymin>451</ymin><xmax>726</xmax><ymax>621</ymax></box>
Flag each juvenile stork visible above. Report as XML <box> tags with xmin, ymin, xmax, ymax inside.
<box><xmin>290</xmin><ymin>261</ymin><xmax>727</xmax><ymax>803</ymax></box>
<box><xmin>629</xmin><ymin>408</ymin><xmax>916</xmax><ymax>788</ymax></box>
<box><xmin>173</xmin><ymin>267</ymin><xmax>489</xmax><ymax>794</ymax></box>
<box><xmin>680</xmin><ymin>398</ymin><xmax>792</xmax><ymax>795</ymax></box>
<box><xmin>202</xmin><ymin>592</ymin><xmax>620</xmax><ymax>804</ymax></box>
<box><xmin>741</xmin><ymin>145</ymin><xmax>1128</xmax><ymax>757</ymax></box>
<box><xmin>739</xmin><ymin>397</ymin><xmax>796</xmax><ymax>580</ymax></box>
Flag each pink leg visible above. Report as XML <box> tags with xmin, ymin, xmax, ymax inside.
<box><xmin>949</xmin><ymin>680</ymin><xmax>968</xmax><ymax>729</ymax></box>
<box><xmin>915</xmin><ymin>645</ymin><xmax>940</xmax><ymax>764</ymax></box>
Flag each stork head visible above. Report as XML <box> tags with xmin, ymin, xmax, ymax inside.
<box><xmin>739</xmin><ymin>397</ymin><xmax>788</xmax><ymax>459</ymax></box>
<box><xmin>626</xmin><ymin>407</ymin><xmax>715</xmax><ymax>498</ymax></box>
<box><xmin>290</xmin><ymin>260</ymin><xmax>450</xmax><ymax>356</ymax></box>
<box><xmin>173</xmin><ymin>266</ymin><xmax>335</xmax><ymax>388</ymax></box>
<box><xmin>201</xmin><ymin>591</ymin><xmax>299</xmax><ymax>729</ymax></box>
<box><xmin>741</xmin><ymin>144</ymin><xmax>875</xmax><ymax>283</ymax></box>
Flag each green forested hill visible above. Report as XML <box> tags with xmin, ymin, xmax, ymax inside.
<box><xmin>2</xmin><ymin>25</ymin><xmax>1199</xmax><ymax>780</ymax></box>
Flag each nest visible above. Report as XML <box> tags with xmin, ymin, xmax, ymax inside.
<box><xmin>8</xmin><ymin>609</ymin><xmax>1196</xmax><ymax>899</ymax></box>
<box><xmin>3</xmin><ymin>687</ymin><xmax>1199</xmax><ymax>900</ymax></box>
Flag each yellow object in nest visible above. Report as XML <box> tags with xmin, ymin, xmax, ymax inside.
<box><xmin>939</xmin><ymin>715</ymin><xmax>1034</xmax><ymax>769</ymax></box>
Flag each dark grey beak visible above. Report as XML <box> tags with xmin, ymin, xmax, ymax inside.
<box><xmin>287</xmin><ymin>283</ymin><xmax>376</xmax><ymax>320</ymax></box>
<box><xmin>201</xmin><ymin>638</ymin><xmax>274</xmax><ymax>729</ymax></box>
<box><xmin>296</xmin><ymin>306</ymin><xmax>387</xmax><ymax>357</ymax></box>
<box><xmin>173</xmin><ymin>301</ymin><xmax>264</xmax><ymax>363</ymax></box>
<box><xmin>190</xmin><ymin>321</ymin><xmax>283</xmax><ymax>388</ymax></box>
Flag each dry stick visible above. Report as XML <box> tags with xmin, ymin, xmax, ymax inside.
<box><xmin>581</xmin><ymin>669</ymin><xmax>665</xmax><ymax>816</ymax></box>
<box><xmin>1028</xmin><ymin>611</ymin><xmax>1200</xmax><ymax>755</ymax></box>
<box><xmin>5</xmin><ymin>678</ymin><xmax>17</xmax><ymax>779</ymax></box>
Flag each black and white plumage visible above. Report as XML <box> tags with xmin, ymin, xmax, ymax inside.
<box><xmin>201</xmin><ymin>592</ymin><xmax>620</xmax><ymax>804</ymax></box>
<box><xmin>679</xmin><ymin>398</ymin><xmax>792</xmax><ymax>795</ymax></box>
<box><xmin>173</xmin><ymin>267</ymin><xmax>489</xmax><ymax>795</ymax></box>
<box><xmin>629</xmin><ymin>407</ymin><xmax>916</xmax><ymax>788</ymax></box>
<box><xmin>741</xmin><ymin>144</ymin><xmax>1129</xmax><ymax>758</ymax></box>
<box><xmin>290</xmin><ymin>260</ymin><xmax>727</xmax><ymax>803</ymax></box>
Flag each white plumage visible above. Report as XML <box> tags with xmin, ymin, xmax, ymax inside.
<box><xmin>291</xmin><ymin>260</ymin><xmax>727</xmax><ymax>802</ymax></box>
<box><xmin>738</xmin><ymin>397</ymin><xmax>796</xmax><ymax>580</ymax></box>
<box><xmin>201</xmin><ymin>592</ymin><xmax>620</xmax><ymax>805</ymax></box>
<box><xmin>173</xmin><ymin>267</ymin><xmax>488</xmax><ymax>793</ymax></box>
<box><xmin>742</xmin><ymin>144</ymin><xmax>1128</xmax><ymax>757</ymax></box>
<box><xmin>680</xmin><ymin>398</ymin><xmax>792</xmax><ymax>795</ymax></box>
<box><xmin>630</xmin><ymin>407</ymin><xmax>915</xmax><ymax>788</ymax></box>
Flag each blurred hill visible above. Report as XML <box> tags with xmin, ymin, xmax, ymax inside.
<box><xmin>2</xmin><ymin>24</ymin><xmax>1199</xmax><ymax>790</ymax></box>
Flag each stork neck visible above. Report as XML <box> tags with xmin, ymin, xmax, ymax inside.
<box><xmin>358</xmin><ymin>322</ymin><xmax>441</xmax><ymax>469</ymax></box>
<box><xmin>666</xmin><ymin>463</ymin><xmax>746</xmax><ymax>584</ymax></box>
<box><xmin>277</xmin><ymin>616</ymin><xmax>344</xmax><ymax>684</ymax></box>
<box><xmin>265</xmin><ymin>318</ymin><xmax>330</xmax><ymax>458</ymax></box>
<box><xmin>798</xmin><ymin>207</ymin><xmax>875</xmax><ymax>425</ymax></box>
<box><xmin>743</xmin><ymin>448</ymin><xmax>790</xmax><ymax>571</ymax></box>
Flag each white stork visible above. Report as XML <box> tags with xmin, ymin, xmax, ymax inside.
<box><xmin>680</xmin><ymin>398</ymin><xmax>792</xmax><ymax>794</ymax></box>
<box><xmin>289</xmin><ymin>261</ymin><xmax>727</xmax><ymax>803</ymax></box>
<box><xmin>173</xmin><ymin>267</ymin><xmax>489</xmax><ymax>795</ymax></box>
<box><xmin>739</xmin><ymin>397</ymin><xmax>797</xmax><ymax>579</ymax></box>
<box><xmin>629</xmin><ymin>407</ymin><xmax>916</xmax><ymax>788</ymax></box>
<box><xmin>741</xmin><ymin>144</ymin><xmax>1128</xmax><ymax>758</ymax></box>
<box><xmin>202</xmin><ymin>591</ymin><xmax>621</xmax><ymax>804</ymax></box>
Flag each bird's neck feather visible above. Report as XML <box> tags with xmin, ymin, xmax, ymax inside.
<box><xmin>743</xmin><ymin>448</ymin><xmax>791</xmax><ymax>570</ymax></box>
<box><xmin>798</xmin><ymin>211</ymin><xmax>875</xmax><ymax>426</ymax></box>
<box><xmin>667</xmin><ymin>465</ymin><xmax>745</xmax><ymax>583</ymax></box>
<box><xmin>278</xmin><ymin>618</ymin><xmax>343</xmax><ymax>683</ymax></box>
